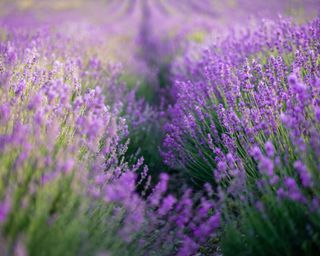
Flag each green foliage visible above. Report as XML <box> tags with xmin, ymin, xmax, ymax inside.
<box><xmin>125</xmin><ymin>116</ymin><xmax>168</xmax><ymax>181</ymax></box>
<box><xmin>222</xmin><ymin>199</ymin><xmax>320</xmax><ymax>256</ymax></box>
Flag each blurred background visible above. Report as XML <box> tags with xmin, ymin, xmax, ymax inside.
<box><xmin>1</xmin><ymin>0</ymin><xmax>319</xmax><ymax>67</ymax></box>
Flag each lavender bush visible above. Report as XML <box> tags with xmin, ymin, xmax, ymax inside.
<box><xmin>0</xmin><ymin>19</ymin><xmax>219</xmax><ymax>256</ymax></box>
<box><xmin>163</xmin><ymin>16</ymin><xmax>320</xmax><ymax>254</ymax></box>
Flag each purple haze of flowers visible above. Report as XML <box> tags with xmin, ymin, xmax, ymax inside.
<box><xmin>163</xmin><ymin>16</ymin><xmax>320</xmax><ymax>187</ymax></box>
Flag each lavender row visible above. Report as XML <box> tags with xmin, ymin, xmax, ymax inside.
<box><xmin>0</xmin><ymin>26</ymin><xmax>218</xmax><ymax>256</ymax></box>
<box><xmin>163</xmin><ymin>16</ymin><xmax>320</xmax><ymax>254</ymax></box>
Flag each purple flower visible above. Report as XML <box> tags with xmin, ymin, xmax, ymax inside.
<box><xmin>265</xmin><ymin>141</ymin><xmax>275</xmax><ymax>157</ymax></box>
<box><xmin>0</xmin><ymin>103</ymin><xmax>10</xmax><ymax>124</ymax></box>
<box><xmin>250</xmin><ymin>146</ymin><xmax>262</xmax><ymax>161</ymax></box>
<box><xmin>61</xmin><ymin>159</ymin><xmax>75</xmax><ymax>173</ymax></box>
<box><xmin>258</xmin><ymin>156</ymin><xmax>274</xmax><ymax>177</ymax></box>
<box><xmin>314</xmin><ymin>106</ymin><xmax>320</xmax><ymax>122</ymax></box>
<box><xmin>177</xmin><ymin>236</ymin><xmax>199</xmax><ymax>256</ymax></box>
<box><xmin>14</xmin><ymin>80</ymin><xmax>26</xmax><ymax>96</ymax></box>
<box><xmin>294</xmin><ymin>161</ymin><xmax>312</xmax><ymax>187</ymax></box>
<box><xmin>158</xmin><ymin>195</ymin><xmax>177</xmax><ymax>216</ymax></box>
<box><xmin>217</xmin><ymin>161</ymin><xmax>227</xmax><ymax>172</ymax></box>
<box><xmin>288</xmin><ymin>73</ymin><xmax>298</xmax><ymax>86</ymax></box>
<box><xmin>284</xmin><ymin>177</ymin><xmax>306</xmax><ymax>203</ymax></box>
<box><xmin>0</xmin><ymin>198</ymin><xmax>11</xmax><ymax>223</ymax></box>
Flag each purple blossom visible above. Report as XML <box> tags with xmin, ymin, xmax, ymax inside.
<box><xmin>294</xmin><ymin>160</ymin><xmax>312</xmax><ymax>187</ymax></box>
<box><xmin>251</xmin><ymin>146</ymin><xmax>262</xmax><ymax>161</ymax></box>
<box><xmin>0</xmin><ymin>198</ymin><xmax>11</xmax><ymax>223</ymax></box>
<box><xmin>265</xmin><ymin>141</ymin><xmax>275</xmax><ymax>157</ymax></box>
<box><xmin>0</xmin><ymin>103</ymin><xmax>10</xmax><ymax>124</ymax></box>
<box><xmin>258</xmin><ymin>156</ymin><xmax>274</xmax><ymax>177</ymax></box>
<box><xmin>314</xmin><ymin>106</ymin><xmax>320</xmax><ymax>122</ymax></box>
<box><xmin>158</xmin><ymin>195</ymin><xmax>177</xmax><ymax>216</ymax></box>
<box><xmin>284</xmin><ymin>177</ymin><xmax>306</xmax><ymax>203</ymax></box>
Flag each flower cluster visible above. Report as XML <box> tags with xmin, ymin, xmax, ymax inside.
<box><xmin>164</xmin><ymin>17</ymin><xmax>319</xmax><ymax>183</ymax></box>
<box><xmin>163</xmin><ymin>16</ymin><xmax>320</xmax><ymax>254</ymax></box>
<box><xmin>0</xmin><ymin>23</ymin><xmax>218</xmax><ymax>256</ymax></box>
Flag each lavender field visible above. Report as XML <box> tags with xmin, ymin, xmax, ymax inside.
<box><xmin>0</xmin><ymin>1</ymin><xmax>319</xmax><ymax>255</ymax></box>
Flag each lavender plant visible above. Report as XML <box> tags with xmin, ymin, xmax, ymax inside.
<box><xmin>0</xmin><ymin>23</ymin><xmax>219</xmax><ymax>256</ymax></box>
<box><xmin>163</xmin><ymin>16</ymin><xmax>320</xmax><ymax>254</ymax></box>
<box><xmin>0</xmin><ymin>26</ymin><xmax>134</xmax><ymax>255</ymax></box>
